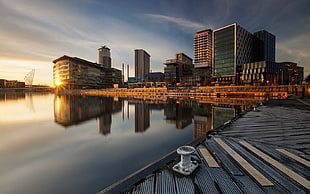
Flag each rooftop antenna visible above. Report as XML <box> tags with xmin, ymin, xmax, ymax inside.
<box><xmin>24</xmin><ymin>69</ymin><xmax>35</xmax><ymax>87</ymax></box>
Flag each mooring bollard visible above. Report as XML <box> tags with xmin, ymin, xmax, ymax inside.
<box><xmin>173</xmin><ymin>146</ymin><xmax>199</xmax><ymax>175</ymax></box>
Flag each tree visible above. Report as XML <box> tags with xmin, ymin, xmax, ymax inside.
<box><xmin>305</xmin><ymin>74</ymin><xmax>310</xmax><ymax>84</ymax></box>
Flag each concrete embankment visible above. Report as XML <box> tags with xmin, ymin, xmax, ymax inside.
<box><xmin>56</xmin><ymin>85</ymin><xmax>310</xmax><ymax>99</ymax></box>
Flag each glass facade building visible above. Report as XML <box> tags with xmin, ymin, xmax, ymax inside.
<box><xmin>253</xmin><ymin>30</ymin><xmax>276</xmax><ymax>62</ymax></box>
<box><xmin>213</xmin><ymin>23</ymin><xmax>253</xmax><ymax>84</ymax></box>
<box><xmin>214</xmin><ymin>25</ymin><xmax>235</xmax><ymax>77</ymax></box>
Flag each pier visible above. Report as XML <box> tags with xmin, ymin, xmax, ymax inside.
<box><xmin>99</xmin><ymin>97</ymin><xmax>310</xmax><ymax>194</ymax></box>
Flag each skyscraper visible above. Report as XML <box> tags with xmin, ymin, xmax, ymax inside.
<box><xmin>194</xmin><ymin>29</ymin><xmax>213</xmax><ymax>68</ymax></box>
<box><xmin>213</xmin><ymin>23</ymin><xmax>253</xmax><ymax>83</ymax></box>
<box><xmin>253</xmin><ymin>30</ymin><xmax>276</xmax><ymax>62</ymax></box>
<box><xmin>97</xmin><ymin>46</ymin><xmax>111</xmax><ymax>68</ymax></box>
<box><xmin>135</xmin><ymin>49</ymin><xmax>150</xmax><ymax>80</ymax></box>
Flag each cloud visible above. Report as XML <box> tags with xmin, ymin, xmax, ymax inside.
<box><xmin>144</xmin><ymin>14</ymin><xmax>208</xmax><ymax>32</ymax></box>
<box><xmin>0</xmin><ymin>0</ymin><xmax>193</xmax><ymax>84</ymax></box>
<box><xmin>277</xmin><ymin>33</ymin><xmax>310</xmax><ymax>75</ymax></box>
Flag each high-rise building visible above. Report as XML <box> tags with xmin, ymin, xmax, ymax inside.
<box><xmin>97</xmin><ymin>46</ymin><xmax>111</xmax><ymax>68</ymax></box>
<box><xmin>135</xmin><ymin>49</ymin><xmax>150</xmax><ymax>80</ymax></box>
<box><xmin>253</xmin><ymin>30</ymin><xmax>276</xmax><ymax>62</ymax></box>
<box><xmin>194</xmin><ymin>29</ymin><xmax>213</xmax><ymax>68</ymax></box>
<box><xmin>213</xmin><ymin>24</ymin><xmax>253</xmax><ymax>84</ymax></box>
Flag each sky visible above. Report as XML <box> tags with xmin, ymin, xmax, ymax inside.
<box><xmin>0</xmin><ymin>0</ymin><xmax>309</xmax><ymax>86</ymax></box>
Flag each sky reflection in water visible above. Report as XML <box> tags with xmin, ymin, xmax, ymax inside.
<box><xmin>0</xmin><ymin>93</ymin><xmax>254</xmax><ymax>194</ymax></box>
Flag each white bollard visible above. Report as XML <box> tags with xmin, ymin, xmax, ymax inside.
<box><xmin>173</xmin><ymin>146</ymin><xmax>199</xmax><ymax>175</ymax></box>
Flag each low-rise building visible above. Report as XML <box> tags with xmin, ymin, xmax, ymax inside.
<box><xmin>0</xmin><ymin>79</ymin><xmax>25</xmax><ymax>88</ymax></box>
<box><xmin>241</xmin><ymin>61</ymin><xmax>304</xmax><ymax>85</ymax></box>
<box><xmin>53</xmin><ymin>55</ymin><xmax>114</xmax><ymax>89</ymax></box>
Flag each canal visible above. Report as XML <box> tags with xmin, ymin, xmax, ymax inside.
<box><xmin>0</xmin><ymin>92</ymin><xmax>259</xmax><ymax>194</ymax></box>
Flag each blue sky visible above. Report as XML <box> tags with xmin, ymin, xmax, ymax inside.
<box><xmin>0</xmin><ymin>0</ymin><xmax>309</xmax><ymax>85</ymax></box>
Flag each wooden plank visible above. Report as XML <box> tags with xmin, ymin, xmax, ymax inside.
<box><xmin>239</xmin><ymin>141</ymin><xmax>310</xmax><ymax>190</ymax></box>
<box><xmin>198</xmin><ymin>147</ymin><xmax>219</xmax><ymax>168</ymax></box>
<box><xmin>214</xmin><ymin>138</ymin><xmax>274</xmax><ymax>186</ymax></box>
<box><xmin>276</xmin><ymin>149</ymin><xmax>310</xmax><ymax>168</ymax></box>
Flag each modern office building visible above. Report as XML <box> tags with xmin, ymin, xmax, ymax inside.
<box><xmin>97</xmin><ymin>46</ymin><xmax>111</xmax><ymax>68</ymax></box>
<box><xmin>213</xmin><ymin>23</ymin><xmax>253</xmax><ymax>84</ymax></box>
<box><xmin>253</xmin><ymin>30</ymin><xmax>276</xmax><ymax>62</ymax></box>
<box><xmin>277</xmin><ymin>62</ymin><xmax>304</xmax><ymax>85</ymax></box>
<box><xmin>53</xmin><ymin>55</ymin><xmax>113</xmax><ymax>89</ymax></box>
<box><xmin>242</xmin><ymin>61</ymin><xmax>279</xmax><ymax>85</ymax></box>
<box><xmin>194</xmin><ymin>29</ymin><xmax>213</xmax><ymax>68</ymax></box>
<box><xmin>135</xmin><ymin>49</ymin><xmax>150</xmax><ymax>80</ymax></box>
<box><xmin>241</xmin><ymin>61</ymin><xmax>304</xmax><ymax>85</ymax></box>
<box><xmin>164</xmin><ymin>53</ymin><xmax>194</xmax><ymax>86</ymax></box>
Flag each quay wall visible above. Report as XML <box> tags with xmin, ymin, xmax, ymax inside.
<box><xmin>56</xmin><ymin>85</ymin><xmax>310</xmax><ymax>99</ymax></box>
<box><xmin>0</xmin><ymin>87</ymin><xmax>54</xmax><ymax>93</ymax></box>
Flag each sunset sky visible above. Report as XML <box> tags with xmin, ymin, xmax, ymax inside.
<box><xmin>0</xmin><ymin>0</ymin><xmax>309</xmax><ymax>86</ymax></box>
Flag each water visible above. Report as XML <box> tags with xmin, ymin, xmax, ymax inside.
<box><xmin>0</xmin><ymin>92</ymin><xmax>254</xmax><ymax>194</ymax></box>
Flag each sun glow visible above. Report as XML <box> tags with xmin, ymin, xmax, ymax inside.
<box><xmin>55</xmin><ymin>80</ymin><xmax>62</xmax><ymax>86</ymax></box>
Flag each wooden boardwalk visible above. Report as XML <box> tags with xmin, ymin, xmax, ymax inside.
<box><xmin>99</xmin><ymin>98</ymin><xmax>310</xmax><ymax>194</ymax></box>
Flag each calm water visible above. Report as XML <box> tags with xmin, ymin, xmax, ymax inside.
<box><xmin>0</xmin><ymin>92</ymin><xmax>254</xmax><ymax>194</ymax></box>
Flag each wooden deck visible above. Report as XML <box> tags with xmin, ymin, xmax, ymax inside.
<box><xmin>99</xmin><ymin>98</ymin><xmax>310</xmax><ymax>194</ymax></box>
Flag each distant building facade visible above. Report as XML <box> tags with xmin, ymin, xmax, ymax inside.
<box><xmin>148</xmin><ymin>72</ymin><xmax>164</xmax><ymax>82</ymax></box>
<box><xmin>97</xmin><ymin>46</ymin><xmax>111</xmax><ymax>68</ymax></box>
<box><xmin>241</xmin><ymin>61</ymin><xmax>304</xmax><ymax>85</ymax></box>
<box><xmin>164</xmin><ymin>53</ymin><xmax>194</xmax><ymax>86</ymax></box>
<box><xmin>0</xmin><ymin>79</ymin><xmax>25</xmax><ymax>88</ymax></box>
<box><xmin>135</xmin><ymin>49</ymin><xmax>150</xmax><ymax>81</ymax></box>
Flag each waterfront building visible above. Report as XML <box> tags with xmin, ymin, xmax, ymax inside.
<box><xmin>97</xmin><ymin>46</ymin><xmax>111</xmax><ymax>68</ymax></box>
<box><xmin>0</xmin><ymin>79</ymin><xmax>4</xmax><ymax>88</ymax></box>
<box><xmin>0</xmin><ymin>79</ymin><xmax>25</xmax><ymax>88</ymax></box>
<box><xmin>277</xmin><ymin>62</ymin><xmax>304</xmax><ymax>85</ymax></box>
<box><xmin>148</xmin><ymin>72</ymin><xmax>164</xmax><ymax>82</ymax></box>
<box><xmin>111</xmin><ymin>68</ymin><xmax>122</xmax><ymax>85</ymax></box>
<box><xmin>164</xmin><ymin>53</ymin><xmax>194</xmax><ymax>86</ymax></box>
<box><xmin>242</xmin><ymin>61</ymin><xmax>279</xmax><ymax>85</ymax></box>
<box><xmin>241</xmin><ymin>61</ymin><xmax>304</xmax><ymax>85</ymax></box>
<box><xmin>53</xmin><ymin>55</ymin><xmax>113</xmax><ymax>89</ymax></box>
<box><xmin>135</xmin><ymin>49</ymin><xmax>150</xmax><ymax>81</ymax></box>
<box><xmin>213</xmin><ymin>23</ymin><xmax>253</xmax><ymax>85</ymax></box>
<box><xmin>253</xmin><ymin>30</ymin><xmax>276</xmax><ymax>62</ymax></box>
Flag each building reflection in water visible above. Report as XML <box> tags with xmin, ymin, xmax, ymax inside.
<box><xmin>54</xmin><ymin>95</ymin><xmax>122</xmax><ymax>135</ymax></box>
<box><xmin>164</xmin><ymin>99</ymin><xmax>193</xmax><ymax>129</ymax></box>
<box><xmin>135</xmin><ymin>103</ymin><xmax>150</xmax><ymax>133</ymax></box>
<box><xmin>164</xmin><ymin>98</ymin><xmax>251</xmax><ymax>139</ymax></box>
<box><xmin>54</xmin><ymin>94</ymin><xmax>256</xmax><ymax>138</ymax></box>
<box><xmin>0</xmin><ymin>92</ymin><xmax>26</xmax><ymax>101</ymax></box>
